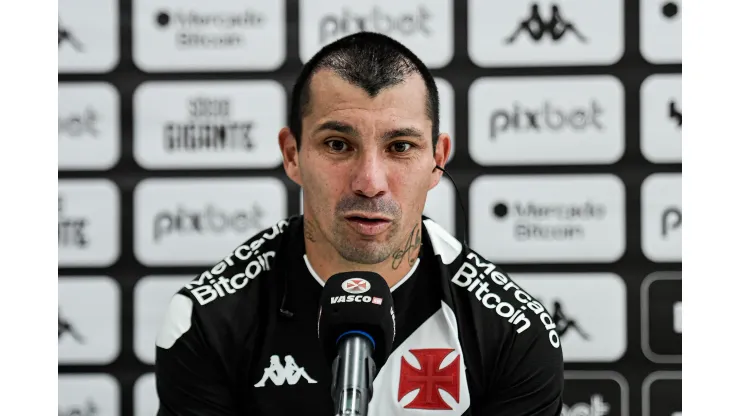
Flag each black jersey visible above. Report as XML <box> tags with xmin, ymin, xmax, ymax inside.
<box><xmin>154</xmin><ymin>215</ymin><xmax>564</xmax><ymax>416</ymax></box>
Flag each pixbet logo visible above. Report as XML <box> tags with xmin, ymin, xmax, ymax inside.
<box><xmin>490</xmin><ymin>101</ymin><xmax>604</xmax><ymax>139</ymax></box>
<box><xmin>59</xmin><ymin>400</ymin><xmax>98</xmax><ymax>416</ymax></box>
<box><xmin>342</xmin><ymin>278</ymin><xmax>371</xmax><ymax>294</ymax></box>
<box><xmin>661</xmin><ymin>206</ymin><xmax>681</xmax><ymax>238</ymax></box>
<box><xmin>59</xmin><ymin>108</ymin><xmax>99</xmax><ymax>138</ymax></box>
<box><xmin>561</xmin><ymin>394</ymin><xmax>610</xmax><ymax>416</ymax></box>
<box><xmin>153</xmin><ymin>204</ymin><xmax>264</xmax><ymax>242</ymax></box>
<box><xmin>319</xmin><ymin>6</ymin><xmax>432</xmax><ymax>43</ymax></box>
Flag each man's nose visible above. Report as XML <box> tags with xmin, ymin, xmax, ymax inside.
<box><xmin>350</xmin><ymin>151</ymin><xmax>388</xmax><ymax>198</ymax></box>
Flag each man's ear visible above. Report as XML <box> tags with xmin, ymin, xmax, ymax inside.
<box><xmin>430</xmin><ymin>133</ymin><xmax>452</xmax><ymax>190</ymax></box>
<box><xmin>279</xmin><ymin>127</ymin><xmax>302</xmax><ymax>186</ymax></box>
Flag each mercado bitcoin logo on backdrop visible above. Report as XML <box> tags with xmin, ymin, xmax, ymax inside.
<box><xmin>133</xmin><ymin>81</ymin><xmax>285</xmax><ymax>169</ymax></box>
<box><xmin>132</xmin><ymin>0</ymin><xmax>285</xmax><ymax>72</ymax></box>
<box><xmin>469</xmin><ymin>174</ymin><xmax>625</xmax><ymax>263</ymax></box>
<box><xmin>134</xmin><ymin>178</ymin><xmax>287</xmax><ymax>266</ymax></box>
<box><xmin>512</xmin><ymin>274</ymin><xmax>627</xmax><ymax>362</ymax></box>
<box><xmin>58</xmin><ymin>179</ymin><xmax>120</xmax><ymax>267</ymax></box>
<box><xmin>468</xmin><ymin>0</ymin><xmax>623</xmax><ymax>67</ymax></box>
<box><xmin>133</xmin><ymin>275</ymin><xmax>194</xmax><ymax>364</ymax></box>
<box><xmin>641</xmin><ymin>0</ymin><xmax>682</xmax><ymax>63</ymax></box>
<box><xmin>299</xmin><ymin>0</ymin><xmax>453</xmax><ymax>69</ymax></box>
<box><xmin>469</xmin><ymin>75</ymin><xmax>624</xmax><ymax>165</ymax></box>
<box><xmin>58</xmin><ymin>82</ymin><xmax>121</xmax><ymax>171</ymax></box>
<box><xmin>641</xmin><ymin>173</ymin><xmax>682</xmax><ymax>262</ymax></box>
<box><xmin>562</xmin><ymin>372</ymin><xmax>628</xmax><ymax>416</ymax></box>
<box><xmin>641</xmin><ymin>74</ymin><xmax>682</xmax><ymax>163</ymax></box>
<box><xmin>58</xmin><ymin>277</ymin><xmax>120</xmax><ymax>365</ymax></box>
<box><xmin>58</xmin><ymin>374</ymin><xmax>120</xmax><ymax>416</ymax></box>
<box><xmin>58</xmin><ymin>0</ymin><xmax>119</xmax><ymax>73</ymax></box>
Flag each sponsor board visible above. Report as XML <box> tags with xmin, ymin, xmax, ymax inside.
<box><xmin>469</xmin><ymin>174</ymin><xmax>626</xmax><ymax>263</ymax></box>
<box><xmin>640</xmin><ymin>0</ymin><xmax>682</xmax><ymax>63</ymax></box>
<box><xmin>132</xmin><ymin>0</ymin><xmax>285</xmax><ymax>71</ymax></box>
<box><xmin>642</xmin><ymin>371</ymin><xmax>682</xmax><ymax>416</ymax></box>
<box><xmin>59</xmin><ymin>0</ymin><xmax>119</xmax><ymax>73</ymax></box>
<box><xmin>59</xmin><ymin>277</ymin><xmax>120</xmax><ymax>365</ymax></box>
<box><xmin>468</xmin><ymin>0</ymin><xmax>623</xmax><ymax>67</ymax></box>
<box><xmin>134</xmin><ymin>178</ymin><xmax>287</xmax><ymax>266</ymax></box>
<box><xmin>134</xmin><ymin>275</ymin><xmax>195</xmax><ymax>364</ymax></box>
<box><xmin>133</xmin><ymin>80</ymin><xmax>285</xmax><ymax>169</ymax></box>
<box><xmin>299</xmin><ymin>0</ymin><xmax>453</xmax><ymax>68</ymax></box>
<box><xmin>59</xmin><ymin>374</ymin><xmax>120</xmax><ymax>416</ymax></box>
<box><xmin>641</xmin><ymin>272</ymin><xmax>682</xmax><ymax>363</ymax></box>
<box><xmin>469</xmin><ymin>75</ymin><xmax>625</xmax><ymax>165</ymax></box>
<box><xmin>58</xmin><ymin>82</ymin><xmax>121</xmax><ymax>170</ymax></box>
<box><xmin>512</xmin><ymin>273</ymin><xmax>627</xmax><ymax>362</ymax></box>
<box><xmin>58</xmin><ymin>179</ymin><xmax>120</xmax><ymax>267</ymax></box>
<box><xmin>641</xmin><ymin>74</ymin><xmax>682</xmax><ymax>163</ymax></box>
<box><xmin>641</xmin><ymin>173</ymin><xmax>682</xmax><ymax>262</ymax></box>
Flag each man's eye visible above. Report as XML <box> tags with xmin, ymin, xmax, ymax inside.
<box><xmin>391</xmin><ymin>142</ymin><xmax>412</xmax><ymax>153</ymax></box>
<box><xmin>326</xmin><ymin>140</ymin><xmax>348</xmax><ymax>152</ymax></box>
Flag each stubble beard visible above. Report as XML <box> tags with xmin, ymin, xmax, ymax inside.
<box><xmin>330</xmin><ymin>219</ymin><xmax>401</xmax><ymax>264</ymax></box>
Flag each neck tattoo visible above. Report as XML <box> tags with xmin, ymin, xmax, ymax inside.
<box><xmin>391</xmin><ymin>223</ymin><xmax>423</xmax><ymax>270</ymax></box>
<box><xmin>305</xmin><ymin>219</ymin><xmax>319</xmax><ymax>243</ymax></box>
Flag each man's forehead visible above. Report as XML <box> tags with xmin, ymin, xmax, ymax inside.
<box><xmin>306</xmin><ymin>69</ymin><xmax>428</xmax><ymax>117</ymax></box>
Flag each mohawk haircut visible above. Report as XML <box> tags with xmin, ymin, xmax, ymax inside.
<box><xmin>288</xmin><ymin>32</ymin><xmax>440</xmax><ymax>151</ymax></box>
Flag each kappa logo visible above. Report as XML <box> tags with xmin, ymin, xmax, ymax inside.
<box><xmin>551</xmin><ymin>300</ymin><xmax>590</xmax><ymax>340</ymax></box>
<box><xmin>505</xmin><ymin>4</ymin><xmax>587</xmax><ymax>44</ymax></box>
<box><xmin>342</xmin><ymin>278</ymin><xmax>370</xmax><ymax>294</ymax></box>
<box><xmin>669</xmin><ymin>101</ymin><xmax>682</xmax><ymax>127</ymax></box>
<box><xmin>254</xmin><ymin>355</ymin><xmax>317</xmax><ymax>387</ymax></box>
<box><xmin>58</xmin><ymin>17</ymin><xmax>84</xmax><ymax>51</ymax></box>
<box><xmin>398</xmin><ymin>348</ymin><xmax>461</xmax><ymax>410</ymax></box>
<box><xmin>58</xmin><ymin>308</ymin><xmax>85</xmax><ymax>344</ymax></box>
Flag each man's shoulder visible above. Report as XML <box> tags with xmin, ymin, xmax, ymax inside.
<box><xmin>176</xmin><ymin>216</ymin><xmax>301</xmax><ymax>309</ymax></box>
<box><xmin>423</xmin><ymin>218</ymin><xmax>560</xmax><ymax>348</ymax></box>
<box><xmin>155</xmin><ymin>216</ymin><xmax>302</xmax><ymax>353</ymax></box>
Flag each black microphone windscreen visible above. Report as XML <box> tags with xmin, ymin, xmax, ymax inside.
<box><xmin>317</xmin><ymin>271</ymin><xmax>395</xmax><ymax>368</ymax></box>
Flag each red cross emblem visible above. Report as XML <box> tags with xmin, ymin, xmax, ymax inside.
<box><xmin>342</xmin><ymin>278</ymin><xmax>370</xmax><ymax>294</ymax></box>
<box><xmin>398</xmin><ymin>348</ymin><xmax>461</xmax><ymax>410</ymax></box>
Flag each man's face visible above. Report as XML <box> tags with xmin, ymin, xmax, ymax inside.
<box><xmin>292</xmin><ymin>70</ymin><xmax>442</xmax><ymax>264</ymax></box>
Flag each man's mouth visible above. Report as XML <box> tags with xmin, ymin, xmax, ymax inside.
<box><xmin>346</xmin><ymin>216</ymin><xmax>389</xmax><ymax>223</ymax></box>
<box><xmin>344</xmin><ymin>215</ymin><xmax>392</xmax><ymax>236</ymax></box>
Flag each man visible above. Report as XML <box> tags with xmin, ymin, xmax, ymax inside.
<box><xmin>155</xmin><ymin>32</ymin><xmax>564</xmax><ymax>415</ymax></box>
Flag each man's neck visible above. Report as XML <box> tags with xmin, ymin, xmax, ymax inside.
<box><xmin>303</xmin><ymin>217</ymin><xmax>423</xmax><ymax>290</ymax></box>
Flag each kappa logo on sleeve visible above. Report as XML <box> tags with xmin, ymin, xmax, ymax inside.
<box><xmin>254</xmin><ymin>355</ymin><xmax>318</xmax><ymax>387</ymax></box>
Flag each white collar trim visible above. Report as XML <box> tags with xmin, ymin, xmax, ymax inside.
<box><xmin>303</xmin><ymin>254</ymin><xmax>420</xmax><ymax>293</ymax></box>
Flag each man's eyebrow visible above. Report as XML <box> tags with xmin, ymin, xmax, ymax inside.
<box><xmin>313</xmin><ymin>121</ymin><xmax>359</xmax><ymax>137</ymax></box>
<box><xmin>382</xmin><ymin>127</ymin><xmax>425</xmax><ymax>141</ymax></box>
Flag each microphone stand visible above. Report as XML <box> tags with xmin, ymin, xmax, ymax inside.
<box><xmin>331</xmin><ymin>336</ymin><xmax>376</xmax><ymax>416</ymax></box>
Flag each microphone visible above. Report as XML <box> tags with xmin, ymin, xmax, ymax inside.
<box><xmin>318</xmin><ymin>271</ymin><xmax>395</xmax><ymax>416</ymax></box>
